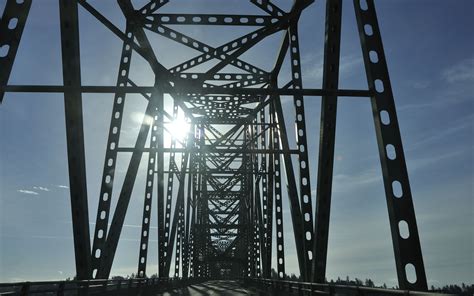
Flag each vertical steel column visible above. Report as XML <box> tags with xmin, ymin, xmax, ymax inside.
<box><xmin>263</xmin><ymin>104</ymin><xmax>274</xmax><ymax>278</ymax></box>
<box><xmin>247</xmin><ymin>124</ymin><xmax>255</xmax><ymax>278</ymax></box>
<box><xmin>354</xmin><ymin>0</ymin><xmax>427</xmax><ymax>290</ymax></box>
<box><xmin>174</xmin><ymin>148</ymin><xmax>189</xmax><ymax>277</ymax></box>
<box><xmin>182</xmin><ymin>161</ymin><xmax>194</xmax><ymax>278</ymax></box>
<box><xmin>272</xmin><ymin>101</ymin><xmax>286</xmax><ymax>279</ymax></box>
<box><xmin>174</xmin><ymin>203</ymin><xmax>183</xmax><ymax>277</ymax></box>
<box><xmin>0</xmin><ymin>0</ymin><xmax>32</xmax><ymax>103</ymax></box>
<box><xmin>190</xmin><ymin>138</ymin><xmax>201</xmax><ymax>277</ymax></box>
<box><xmin>137</xmin><ymin>105</ymin><xmax>161</xmax><ymax>277</ymax></box>
<box><xmin>161</xmin><ymin>103</ymin><xmax>179</xmax><ymax>277</ymax></box>
<box><xmin>201</xmin><ymin>129</ymin><xmax>211</xmax><ymax>278</ymax></box>
<box><xmin>193</xmin><ymin>126</ymin><xmax>206</xmax><ymax>277</ymax></box>
<box><xmin>254</xmin><ymin>183</ymin><xmax>263</xmax><ymax>277</ymax></box>
<box><xmin>262</xmin><ymin>108</ymin><xmax>273</xmax><ymax>278</ymax></box>
<box><xmin>91</xmin><ymin>25</ymin><xmax>134</xmax><ymax>279</ymax></box>
<box><xmin>288</xmin><ymin>22</ymin><xmax>314</xmax><ymax>281</ymax></box>
<box><xmin>165</xmin><ymin>151</ymin><xmax>190</xmax><ymax>276</ymax></box>
<box><xmin>157</xmin><ymin>97</ymin><xmax>165</xmax><ymax>278</ymax></box>
<box><xmin>254</xmin><ymin>120</ymin><xmax>262</xmax><ymax>277</ymax></box>
<box><xmin>272</xmin><ymin>86</ymin><xmax>305</xmax><ymax>276</ymax></box>
<box><xmin>313</xmin><ymin>0</ymin><xmax>342</xmax><ymax>283</ymax></box>
<box><xmin>58</xmin><ymin>0</ymin><xmax>91</xmax><ymax>280</ymax></box>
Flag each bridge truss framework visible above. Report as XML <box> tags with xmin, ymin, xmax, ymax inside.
<box><xmin>0</xmin><ymin>0</ymin><xmax>428</xmax><ymax>291</ymax></box>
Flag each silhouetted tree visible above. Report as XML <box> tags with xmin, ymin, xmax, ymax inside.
<box><xmin>365</xmin><ymin>278</ymin><xmax>375</xmax><ymax>287</ymax></box>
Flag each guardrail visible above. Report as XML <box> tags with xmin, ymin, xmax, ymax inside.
<box><xmin>0</xmin><ymin>277</ymin><xmax>201</xmax><ymax>295</ymax></box>
<box><xmin>0</xmin><ymin>277</ymin><xmax>456</xmax><ymax>296</ymax></box>
<box><xmin>245</xmin><ymin>278</ymin><xmax>454</xmax><ymax>296</ymax></box>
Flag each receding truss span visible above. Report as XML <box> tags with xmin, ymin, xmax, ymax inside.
<box><xmin>0</xmin><ymin>0</ymin><xmax>428</xmax><ymax>292</ymax></box>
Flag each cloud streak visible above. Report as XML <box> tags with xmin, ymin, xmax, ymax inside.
<box><xmin>398</xmin><ymin>57</ymin><xmax>474</xmax><ymax>112</ymax></box>
<box><xmin>302</xmin><ymin>52</ymin><xmax>363</xmax><ymax>82</ymax></box>
<box><xmin>17</xmin><ymin>189</ymin><xmax>39</xmax><ymax>195</ymax></box>
<box><xmin>16</xmin><ymin>185</ymin><xmax>68</xmax><ymax>196</ymax></box>
<box><xmin>442</xmin><ymin>57</ymin><xmax>474</xmax><ymax>83</ymax></box>
<box><xmin>406</xmin><ymin>113</ymin><xmax>474</xmax><ymax>152</ymax></box>
<box><xmin>33</xmin><ymin>186</ymin><xmax>50</xmax><ymax>191</ymax></box>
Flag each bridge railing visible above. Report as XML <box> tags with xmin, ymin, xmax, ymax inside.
<box><xmin>246</xmin><ymin>278</ymin><xmax>452</xmax><ymax>296</ymax></box>
<box><xmin>0</xmin><ymin>277</ymin><xmax>200</xmax><ymax>295</ymax></box>
<box><xmin>1</xmin><ymin>277</ymin><xmax>454</xmax><ymax>295</ymax></box>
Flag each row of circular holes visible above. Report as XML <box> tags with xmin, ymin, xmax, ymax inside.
<box><xmin>261</xmin><ymin>113</ymin><xmax>269</xmax><ymax>236</ymax></box>
<box><xmin>1</xmin><ymin>0</ymin><xmax>27</xmax><ymax>57</ymax></box>
<box><xmin>95</xmin><ymin>37</ymin><xmax>133</xmax><ymax>241</ymax></box>
<box><xmin>225</xmin><ymin>79</ymin><xmax>264</xmax><ymax>89</ymax></box>
<box><xmin>254</xmin><ymin>0</ymin><xmax>284</xmax><ymax>17</ymax></box>
<box><xmin>93</xmin><ymin>37</ymin><xmax>135</xmax><ymax>262</ymax></box>
<box><xmin>141</xmin><ymin>0</ymin><xmax>165</xmax><ymax>15</ymax></box>
<box><xmin>290</xmin><ymin>32</ymin><xmax>314</xmax><ymax>261</ymax></box>
<box><xmin>290</xmin><ymin>34</ymin><xmax>303</xmax><ymax>87</ymax></box>
<box><xmin>169</xmin><ymin>30</ymin><xmax>263</xmax><ymax>74</ymax></box>
<box><xmin>147</xmin><ymin>25</ymin><xmax>209</xmax><ymax>75</ymax></box>
<box><xmin>174</xmin><ymin>213</ymin><xmax>183</xmax><ymax>277</ymax></box>
<box><xmin>0</xmin><ymin>15</ymin><xmax>20</xmax><ymax>58</ymax></box>
<box><xmin>174</xmin><ymin>52</ymin><xmax>263</xmax><ymax>76</ymax></box>
<box><xmin>194</xmin><ymin>96</ymin><xmax>248</xmax><ymax>102</ymax></box>
<box><xmin>163</xmin><ymin>114</ymin><xmax>179</xmax><ymax>244</ymax></box>
<box><xmin>255</xmin><ymin>220</ymin><xmax>261</xmax><ymax>276</ymax></box>
<box><xmin>158</xmin><ymin>15</ymin><xmax>276</xmax><ymax>25</ymax></box>
<box><xmin>152</xmin><ymin>25</ymin><xmax>207</xmax><ymax>55</ymax></box>
<box><xmin>137</xmin><ymin>146</ymin><xmax>157</xmax><ymax>263</ymax></box>
<box><xmin>360</xmin><ymin>0</ymin><xmax>417</xmax><ymax>285</ymax></box>
<box><xmin>274</xmin><ymin>156</ymin><xmax>285</xmax><ymax>279</ymax></box>
<box><xmin>179</xmin><ymin>73</ymin><xmax>257</xmax><ymax>80</ymax></box>
<box><xmin>204</xmin><ymin>109</ymin><xmax>240</xmax><ymax>115</ymax></box>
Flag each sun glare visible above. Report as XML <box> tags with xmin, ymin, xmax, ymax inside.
<box><xmin>168</xmin><ymin>117</ymin><xmax>190</xmax><ymax>142</ymax></box>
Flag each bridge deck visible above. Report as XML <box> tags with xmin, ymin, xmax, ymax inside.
<box><xmin>157</xmin><ymin>280</ymin><xmax>260</xmax><ymax>296</ymax></box>
<box><xmin>0</xmin><ymin>278</ymin><xmax>446</xmax><ymax>295</ymax></box>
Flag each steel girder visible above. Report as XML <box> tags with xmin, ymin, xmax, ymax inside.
<box><xmin>0</xmin><ymin>0</ymin><xmax>428</xmax><ymax>291</ymax></box>
<box><xmin>313</xmin><ymin>0</ymin><xmax>343</xmax><ymax>283</ymax></box>
<box><xmin>58</xmin><ymin>0</ymin><xmax>91</xmax><ymax>281</ymax></box>
<box><xmin>0</xmin><ymin>0</ymin><xmax>31</xmax><ymax>103</ymax></box>
<box><xmin>353</xmin><ymin>0</ymin><xmax>427</xmax><ymax>290</ymax></box>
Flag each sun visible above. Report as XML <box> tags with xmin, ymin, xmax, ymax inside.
<box><xmin>167</xmin><ymin>117</ymin><xmax>190</xmax><ymax>142</ymax></box>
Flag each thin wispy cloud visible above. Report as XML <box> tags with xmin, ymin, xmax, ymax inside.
<box><xmin>406</xmin><ymin>113</ymin><xmax>474</xmax><ymax>152</ymax></box>
<box><xmin>398</xmin><ymin>83</ymin><xmax>473</xmax><ymax>111</ymax></box>
<box><xmin>17</xmin><ymin>185</ymin><xmax>68</xmax><ymax>196</ymax></box>
<box><xmin>33</xmin><ymin>186</ymin><xmax>50</xmax><ymax>191</ymax></box>
<box><xmin>411</xmin><ymin>80</ymin><xmax>430</xmax><ymax>89</ymax></box>
<box><xmin>302</xmin><ymin>52</ymin><xmax>363</xmax><ymax>82</ymax></box>
<box><xmin>17</xmin><ymin>189</ymin><xmax>39</xmax><ymax>195</ymax></box>
<box><xmin>442</xmin><ymin>57</ymin><xmax>474</xmax><ymax>83</ymax></box>
<box><xmin>331</xmin><ymin>168</ymin><xmax>381</xmax><ymax>193</ymax></box>
<box><xmin>398</xmin><ymin>57</ymin><xmax>474</xmax><ymax>112</ymax></box>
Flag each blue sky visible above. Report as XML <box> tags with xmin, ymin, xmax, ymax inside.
<box><xmin>0</xmin><ymin>0</ymin><xmax>473</xmax><ymax>287</ymax></box>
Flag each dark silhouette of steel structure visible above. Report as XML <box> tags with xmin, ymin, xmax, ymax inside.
<box><xmin>1</xmin><ymin>0</ymin><xmax>428</xmax><ymax>292</ymax></box>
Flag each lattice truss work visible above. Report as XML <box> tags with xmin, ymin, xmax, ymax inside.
<box><xmin>0</xmin><ymin>0</ymin><xmax>428</xmax><ymax>291</ymax></box>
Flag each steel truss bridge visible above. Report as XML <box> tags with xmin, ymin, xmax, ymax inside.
<box><xmin>1</xmin><ymin>0</ymin><xmax>435</xmax><ymax>295</ymax></box>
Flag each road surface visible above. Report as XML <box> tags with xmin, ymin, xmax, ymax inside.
<box><xmin>157</xmin><ymin>280</ymin><xmax>265</xmax><ymax>295</ymax></box>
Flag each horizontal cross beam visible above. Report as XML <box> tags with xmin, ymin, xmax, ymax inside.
<box><xmin>1</xmin><ymin>85</ymin><xmax>373</xmax><ymax>97</ymax></box>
